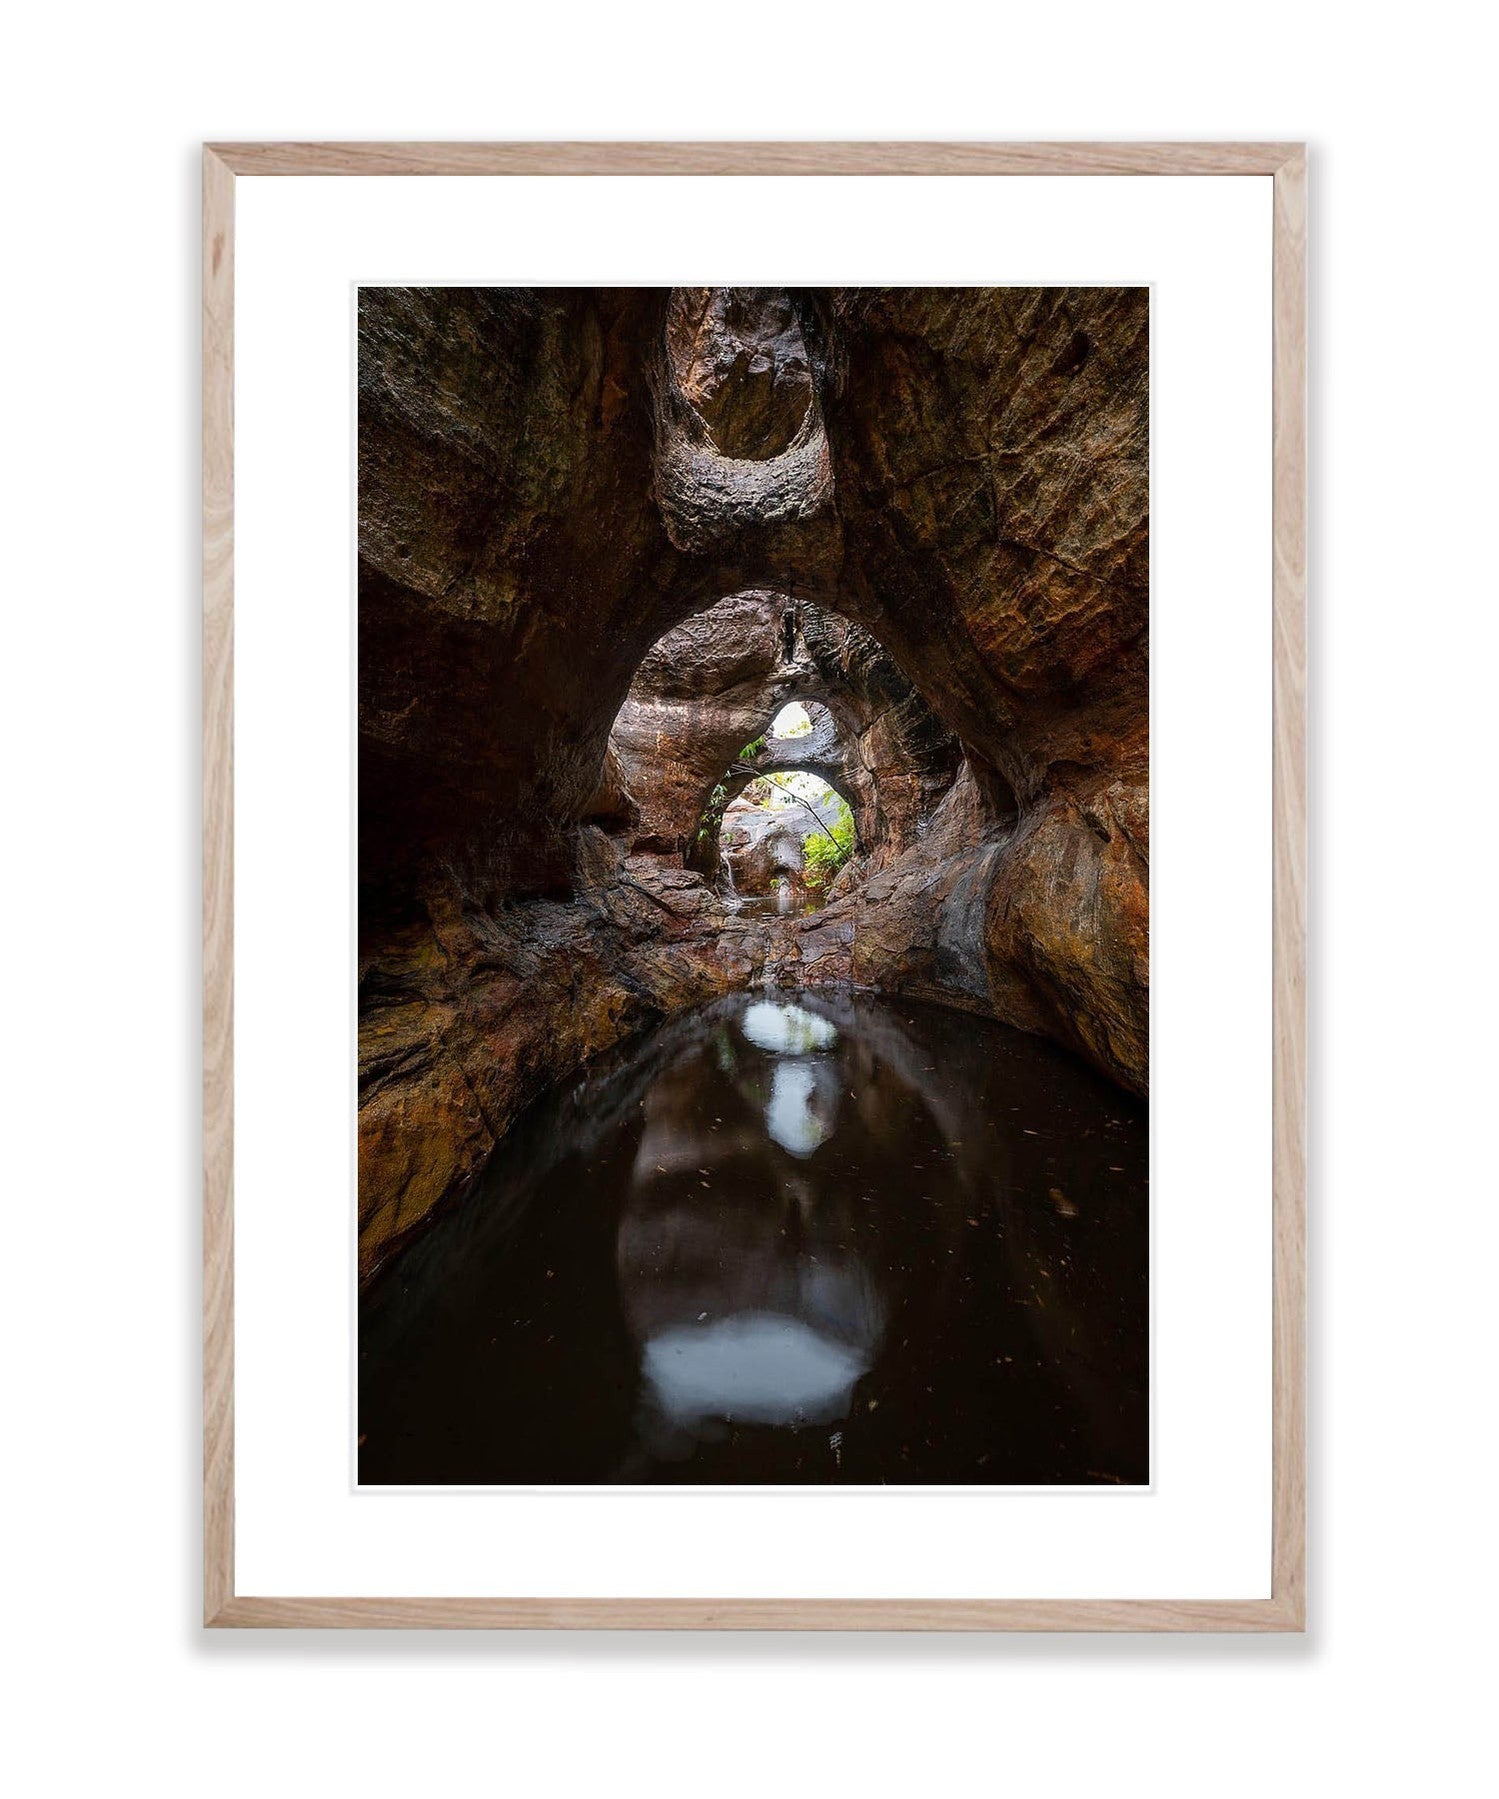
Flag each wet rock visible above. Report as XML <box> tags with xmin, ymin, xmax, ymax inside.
<box><xmin>359</xmin><ymin>856</ymin><xmax>766</xmax><ymax>1277</ymax></box>
<box><xmin>981</xmin><ymin>783</ymin><xmax>1149</xmax><ymax>1091</ymax></box>
<box><xmin>357</xmin><ymin>283</ymin><xmax>1151</xmax><ymax>1273</ymax></box>
<box><xmin>822</xmin><ymin>288</ymin><xmax>1150</xmax><ymax>1088</ymax></box>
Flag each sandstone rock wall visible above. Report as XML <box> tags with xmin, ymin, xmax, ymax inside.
<box><xmin>357</xmin><ymin>284</ymin><xmax>1150</xmax><ymax>1277</ymax></box>
<box><xmin>609</xmin><ymin>589</ymin><xmax>960</xmax><ymax>869</ymax></box>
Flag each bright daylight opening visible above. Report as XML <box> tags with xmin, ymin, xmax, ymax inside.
<box><xmin>355</xmin><ymin>283</ymin><xmax>1153</xmax><ymax>1492</ymax></box>
<box><xmin>719</xmin><ymin>771</ymin><xmax>855</xmax><ymax>915</ymax></box>
<box><xmin>770</xmin><ymin>701</ymin><xmax>812</xmax><ymax>738</ymax></box>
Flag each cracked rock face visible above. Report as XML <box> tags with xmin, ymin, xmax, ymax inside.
<box><xmin>357</xmin><ymin>284</ymin><xmax>1149</xmax><ymax>1278</ymax></box>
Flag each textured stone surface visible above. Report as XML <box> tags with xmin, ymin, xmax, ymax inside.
<box><xmin>357</xmin><ymin>284</ymin><xmax>1150</xmax><ymax>1275</ymax></box>
<box><xmin>809</xmin><ymin>290</ymin><xmax>1148</xmax><ymax>1093</ymax></box>
<box><xmin>610</xmin><ymin>589</ymin><xmax>959</xmax><ymax>870</ymax></box>
<box><xmin>360</xmin><ymin>843</ymin><xmax>751</xmax><ymax>1278</ymax></box>
<box><xmin>666</xmin><ymin>289</ymin><xmax>814</xmax><ymax>459</ymax></box>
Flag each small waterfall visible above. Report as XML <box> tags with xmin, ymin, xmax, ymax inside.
<box><xmin>721</xmin><ymin>854</ymin><xmax>741</xmax><ymax>913</ymax></box>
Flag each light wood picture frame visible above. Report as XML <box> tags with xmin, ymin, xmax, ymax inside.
<box><xmin>203</xmin><ymin>140</ymin><xmax>1306</xmax><ymax>1631</ymax></box>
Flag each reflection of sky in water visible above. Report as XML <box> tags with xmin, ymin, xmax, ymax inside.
<box><xmin>740</xmin><ymin>1000</ymin><xmax>837</xmax><ymax>1056</ymax></box>
<box><xmin>766</xmin><ymin>1062</ymin><xmax>830</xmax><ymax>1156</ymax></box>
<box><xmin>361</xmin><ymin>987</ymin><xmax>1150</xmax><ymax>1485</ymax></box>
<box><xmin>641</xmin><ymin>1312</ymin><xmax>868</xmax><ymax>1426</ymax></box>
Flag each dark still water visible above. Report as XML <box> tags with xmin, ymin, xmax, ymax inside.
<box><xmin>359</xmin><ymin>991</ymin><xmax>1148</xmax><ymax>1486</ymax></box>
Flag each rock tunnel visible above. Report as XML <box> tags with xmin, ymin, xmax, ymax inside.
<box><xmin>357</xmin><ymin>284</ymin><xmax>1149</xmax><ymax>1281</ymax></box>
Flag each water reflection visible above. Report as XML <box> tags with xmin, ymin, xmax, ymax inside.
<box><xmin>642</xmin><ymin>1316</ymin><xmax>869</xmax><ymax>1429</ymax></box>
<box><xmin>740</xmin><ymin>999</ymin><xmax>838</xmax><ymax>1055</ymax></box>
<box><xmin>620</xmin><ymin>1007</ymin><xmax>883</xmax><ymax>1456</ymax></box>
<box><xmin>764</xmin><ymin>1063</ymin><xmax>834</xmax><ymax>1155</ymax></box>
<box><xmin>360</xmin><ymin>991</ymin><xmax>1148</xmax><ymax>1485</ymax></box>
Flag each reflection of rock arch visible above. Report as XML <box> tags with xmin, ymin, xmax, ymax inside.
<box><xmin>610</xmin><ymin>994</ymin><xmax>976</xmax><ymax>1462</ymax></box>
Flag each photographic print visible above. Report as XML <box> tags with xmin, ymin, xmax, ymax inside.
<box><xmin>356</xmin><ymin>286</ymin><xmax>1150</xmax><ymax>1488</ymax></box>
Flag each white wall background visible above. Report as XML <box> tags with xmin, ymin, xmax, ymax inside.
<box><xmin>4</xmin><ymin>5</ymin><xmax>1493</xmax><ymax>1794</ymax></box>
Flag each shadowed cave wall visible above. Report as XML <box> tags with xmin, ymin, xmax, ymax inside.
<box><xmin>358</xmin><ymin>286</ymin><xmax>1148</xmax><ymax>1278</ymax></box>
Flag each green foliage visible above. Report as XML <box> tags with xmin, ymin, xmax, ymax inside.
<box><xmin>695</xmin><ymin>779</ymin><xmax>730</xmax><ymax>844</ymax></box>
<box><xmin>696</xmin><ymin>763</ymin><xmax>854</xmax><ymax>905</ymax></box>
<box><xmin>737</xmin><ymin>734</ymin><xmax>767</xmax><ymax>761</ymax></box>
<box><xmin>802</xmin><ymin>797</ymin><xmax>855</xmax><ymax>900</ymax></box>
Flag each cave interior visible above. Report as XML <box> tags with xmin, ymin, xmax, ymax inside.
<box><xmin>357</xmin><ymin>284</ymin><xmax>1149</xmax><ymax>1280</ymax></box>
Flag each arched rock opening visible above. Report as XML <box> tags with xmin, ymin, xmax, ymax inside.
<box><xmin>608</xmin><ymin>589</ymin><xmax>962</xmax><ymax>876</ymax></box>
<box><xmin>357</xmin><ymin>283</ymin><xmax>1149</xmax><ymax>1278</ymax></box>
<box><xmin>714</xmin><ymin>769</ymin><xmax>857</xmax><ymax>917</ymax></box>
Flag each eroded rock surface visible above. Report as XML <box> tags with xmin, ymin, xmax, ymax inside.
<box><xmin>358</xmin><ymin>284</ymin><xmax>1150</xmax><ymax>1277</ymax></box>
<box><xmin>666</xmin><ymin>289</ymin><xmax>814</xmax><ymax>459</ymax></box>
<box><xmin>610</xmin><ymin>589</ymin><xmax>960</xmax><ymax>870</ymax></box>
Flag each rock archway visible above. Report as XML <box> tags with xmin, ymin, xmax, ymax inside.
<box><xmin>357</xmin><ymin>284</ymin><xmax>1149</xmax><ymax>1277</ymax></box>
<box><xmin>608</xmin><ymin>589</ymin><xmax>959</xmax><ymax>873</ymax></box>
<box><xmin>715</xmin><ymin>766</ymin><xmax>858</xmax><ymax>916</ymax></box>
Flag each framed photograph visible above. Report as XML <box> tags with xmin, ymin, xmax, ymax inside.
<box><xmin>204</xmin><ymin>141</ymin><xmax>1305</xmax><ymax>1629</ymax></box>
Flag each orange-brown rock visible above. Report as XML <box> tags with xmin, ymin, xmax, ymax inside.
<box><xmin>357</xmin><ymin>284</ymin><xmax>1150</xmax><ymax>1275</ymax></box>
<box><xmin>610</xmin><ymin>589</ymin><xmax>960</xmax><ymax>870</ymax></box>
